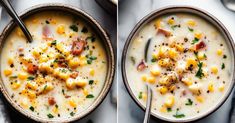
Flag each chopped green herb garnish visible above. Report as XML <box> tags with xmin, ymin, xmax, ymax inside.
<box><xmin>43</xmin><ymin>85</ymin><xmax>48</xmax><ymax>91</ymax></box>
<box><xmin>86</xmin><ymin>56</ymin><xmax>97</xmax><ymax>64</ymax></box>
<box><xmin>90</xmin><ymin>56</ymin><xmax>97</xmax><ymax>60</ymax></box>
<box><xmin>151</xmin><ymin>58</ymin><xmax>157</xmax><ymax>62</ymax></box>
<box><xmin>167</xmin><ymin>108</ymin><xmax>172</xmax><ymax>112</ymax></box>
<box><xmin>221</xmin><ymin>63</ymin><xmax>225</xmax><ymax>69</ymax></box>
<box><xmin>89</xmin><ymin>80</ymin><xmax>94</xmax><ymax>85</ymax></box>
<box><xmin>61</xmin><ymin>69</ymin><xmax>67</xmax><ymax>73</ymax></box>
<box><xmin>45</xmin><ymin>20</ymin><xmax>50</xmax><ymax>24</ymax></box>
<box><xmin>27</xmin><ymin>76</ymin><xmax>35</xmax><ymax>80</ymax></box>
<box><xmin>9</xmin><ymin>76</ymin><xmax>17</xmax><ymax>79</ymax></box>
<box><xmin>47</xmin><ymin>113</ymin><xmax>54</xmax><ymax>118</ymax></box>
<box><xmin>171</xmin><ymin>25</ymin><xmax>179</xmax><ymax>30</ymax></box>
<box><xmin>70</xmin><ymin>112</ymin><xmax>75</xmax><ymax>116</ymax></box>
<box><xmin>51</xmin><ymin>40</ymin><xmax>57</xmax><ymax>45</ymax></box>
<box><xmin>138</xmin><ymin>92</ymin><xmax>143</xmax><ymax>99</ymax></box>
<box><xmin>191</xmin><ymin>38</ymin><xmax>199</xmax><ymax>44</ymax></box>
<box><xmin>223</xmin><ymin>55</ymin><xmax>227</xmax><ymax>59</ymax></box>
<box><xmin>69</xmin><ymin>25</ymin><xmax>78</xmax><ymax>32</ymax></box>
<box><xmin>62</xmin><ymin>89</ymin><xmax>65</xmax><ymax>95</ymax></box>
<box><xmin>185</xmin><ymin>98</ymin><xmax>193</xmax><ymax>106</ymax></box>
<box><xmin>173</xmin><ymin>108</ymin><xmax>185</xmax><ymax>118</ymax></box>
<box><xmin>188</xmin><ymin>27</ymin><xmax>194</xmax><ymax>32</ymax></box>
<box><xmin>81</xmin><ymin>27</ymin><xmax>88</xmax><ymax>33</ymax></box>
<box><xmin>55</xmin><ymin>104</ymin><xmax>58</xmax><ymax>108</ymax></box>
<box><xmin>195</xmin><ymin>62</ymin><xmax>204</xmax><ymax>79</ymax></box>
<box><xmin>204</xmin><ymin>54</ymin><xmax>207</xmax><ymax>58</ymax></box>
<box><xmin>86</xmin><ymin>94</ymin><xmax>94</xmax><ymax>98</ymax></box>
<box><xmin>130</xmin><ymin>56</ymin><xmax>136</xmax><ymax>65</ymax></box>
<box><xmin>29</xmin><ymin>106</ymin><xmax>34</xmax><ymax>112</ymax></box>
<box><xmin>87</xmin><ymin>59</ymin><xmax>92</xmax><ymax>64</ymax></box>
<box><xmin>53</xmin><ymin>59</ymin><xmax>58</xmax><ymax>63</ymax></box>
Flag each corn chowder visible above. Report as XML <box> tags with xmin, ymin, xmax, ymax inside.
<box><xmin>126</xmin><ymin>14</ymin><xmax>232</xmax><ymax>119</ymax></box>
<box><xmin>1</xmin><ymin>11</ymin><xmax>107</xmax><ymax>119</ymax></box>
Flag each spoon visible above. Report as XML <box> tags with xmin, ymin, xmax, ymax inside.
<box><xmin>143</xmin><ymin>38</ymin><xmax>153</xmax><ymax>123</ymax></box>
<box><xmin>221</xmin><ymin>0</ymin><xmax>235</xmax><ymax>11</ymax></box>
<box><xmin>0</xmin><ymin>0</ymin><xmax>33</xmax><ymax>42</ymax></box>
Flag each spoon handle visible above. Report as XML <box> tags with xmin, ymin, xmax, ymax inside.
<box><xmin>0</xmin><ymin>0</ymin><xmax>32</xmax><ymax>42</ymax></box>
<box><xmin>143</xmin><ymin>85</ymin><xmax>153</xmax><ymax>123</ymax></box>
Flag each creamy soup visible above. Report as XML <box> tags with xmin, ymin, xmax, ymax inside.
<box><xmin>1</xmin><ymin>11</ymin><xmax>107</xmax><ymax>119</ymax></box>
<box><xmin>126</xmin><ymin>13</ymin><xmax>233</xmax><ymax>120</ymax></box>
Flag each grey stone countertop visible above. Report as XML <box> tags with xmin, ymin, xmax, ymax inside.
<box><xmin>118</xmin><ymin>0</ymin><xmax>235</xmax><ymax>123</ymax></box>
<box><xmin>0</xmin><ymin>0</ymin><xmax>117</xmax><ymax>123</ymax></box>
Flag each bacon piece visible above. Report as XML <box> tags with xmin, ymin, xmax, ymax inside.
<box><xmin>157</xmin><ymin>28</ymin><xmax>171</xmax><ymax>37</ymax></box>
<box><xmin>137</xmin><ymin>60</ymin><xmax>147</xmax><ymax>71</ymax></box>
<box><xmin>70</xmin><ymin>72</ymin><xmax>79</xmax><ymax>79</ymax></box>
<box><xmin>48</xmin><ymin>97</ymin><xmax>56</xmax><ymax>105</ymax></box>
<box><xmin>42</xmin><ymin>25</ymin><xmax>53</xmax><ymax>40</ymax></box>
<box><xmin>71</xmin><ymin>39</ymin><xmax>86</xmax><ymax>55</ymax></box>
<box><xmin>27</xmin><ymin>63</ymin><xmax>38</xmax><ymax>74</ymax></box>
<box><xmin>195</xmin><ymin>41</ymin><xmax>206</xmax><ymax>50</ymax></box>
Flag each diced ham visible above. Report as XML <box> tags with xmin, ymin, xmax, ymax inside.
<box><xmin>137</xmin><ymin>60</ymin><xmax>147</xmax><ymax>71</ymax></box>
<box><xmin>42</xmin><ymin>25</ymin><xmax>53</xmax><ymax>40</ymax></box>
<box><xmin>48</xmin><ymin>97</ymin><xmax>56</xmax><ymax>105</ymax></box>
<box><xmin>157</xmin><ymin>28</ymin><xmax>171</xmax><ymax>37</ymax></box>
<box><xmin>195</xmin><ymin>41</ymin><xmax>206</xmax><ymax>50</ymax></box>
<box><xmin>71</xmin><ymin>39</ymin><xmax>86</xmax><ymax>55</ymax></box>
<box><xmin>27</xmin><ymin>63</ymin><xmax>38</xmax><ymax>74</ymax></box>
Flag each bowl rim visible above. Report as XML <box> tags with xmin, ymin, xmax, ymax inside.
<box><xmin>0</xmin><ymin>3</ymin><xmax>115</xmax><ymax>122</ymax></box>
<box><xmin>121</xmin><ymin>5</ymin><xmax>235</xmax><ymax>122</ymax></box>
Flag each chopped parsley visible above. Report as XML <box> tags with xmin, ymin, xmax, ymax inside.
<box><xmin>43</xmin><ymin>85</ymin><xmax>48</xmax><ymax>91</ymax></box>
<box><xmin>191</xmin><ymin>37</ymin><xmax>199</xmax><ymax>44</ymax></box>
<box><xmin>62</xmin><ymin>89</ymin><xmax>65</xmax><ymax>95</ymax></box>
<box><xmin>61</xmin><ymin>69</ymin><xmax>67</xmax><ymax>73</ymax></box>
<box><xmin>55</xmin><ymin>104</ymin><xmax>58</xmax><ymax>108</ymax></box>
<box><xmin>47</xmin><ymin>113</ymin><xmax>54</xmax><ymax>118</ymax></box>
<box><xmin>151</xmin><ymin>58</ymin><xmax>157</xmax><ymax>62</ymax></box>
<box><xmin>195</xmin><ymin>62</ymin><xmax>204</xmax><ymax>79</ymax></box>
<box><xmin>171</xmin><ymin>25</ymin><xmax>179</xmax><ymax>30</ymax></box>
<box><xmin>9</xmin><ymin>76</ymin><xmax>17</xmax><ymax>79</ymax></box>
<box><xmin>27</xmin><ymin>76</ymin><xmax>35</xmax><ymax>80</ymax></box>
<box><xmin>167</xmin><ymin>108</ymin><xmax>172</xmax><ymax>112</ymax></box>
<box><xmin>29</xmin><ymin>106</ymin><xmax>34</xmax><ymax>112</ymax></box>
<box><xmin>86</xmin><ymin>94</ymin><xmax>94</xmax><ymax>98</ymax></box>
<box><xmin>87</xmin><ymin>59</ymin><xmax>92</xmax><ymax>64</ymax></box>
<box><xmin>138</xmin><ymin>92</ymin><xmax>143</xmax><ymax>99</ymax></box>
<box><xmin>69</xmin><ymin>24</ymin><xmax>78</xmax><ymax>32</ymax></box>
<box><xmin>81</xmin><ymin>27</ymin><xmax>88</xmax><ymax>33</ymax></box>
<box><xmin>204</xmin><ymin>54</ymin><xmax>207</xmax><ymax>58</ymax></box>
<box><xmin>51</xmin><ymin>40</ymin><xmax>57</xmax><ymax>45</ymax></box>
<box><xmin>173</xmin><ymin>108</ymin><xmax>185</xmax><ymax>118</ymax></box>
<box><xmin>89</xmin><ymin>80</ymin><xmax>94</xmax><ymax>85</ymax></box>
<box><xmin>185</xmin><ymin>98</ymin><xmax>193</xmax><ymax>106</ymax></box>
<box><xmin>188</xmin><ymin>27</ymin><xmax>194</xmax><ymax>32</ymax></box>
<box><xmin>70</xmin><ymin>111</ymin><xmax>75</xmax><ymax>116</ymax></box>
<box><xmin>87</xmin><ymin>56</ymin><xmax>97</xmax><ymax>64</ymax></box>
<box><xmin>221</xmin><ymin>63</ymin><xmax>225</xmax><ymax>69</ymax></box>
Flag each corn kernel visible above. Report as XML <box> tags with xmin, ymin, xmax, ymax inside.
<box><xmin>182</xmin><ymin>77</ymin><xmax>192</xmax><ymax>86</ymax></box>
<box><xmin>68</xmin><ymin>58</ymin><xmax>80</xmax><ymax>68</ymax></box>
<box><xmin>218</xmin><ymin>84</ymin><xmax>225</xmax><ymax>92</ymax></box>
<box><xmin>20</xmin><ymin>97</ymin><xmax>28</xmax><ymax>108</ymax></box>
<box><xmin>11</xmin><ymin>81</ymin><xmax>21</xmax><ymax>89</ymax></box>
<box><xmin>198</xmin><ymin>52</ymin><xmax>206</xmax><ymax>60</ymax></box>
<box><xmin>39</xmin><ymin>62</ymin><xmax>53</xmax><ymax>73</ymax></box>
<box><xmin>154</xmin><ymin>19</ymin><xmax>162</xmax><ymax>28</ymax></box>
<box><xmin>189</xmin><ymin>84</ymin><xmax>202</xmax><ymax>94</ymax></box>
<box><xmin>18</xmin><ymin>72</ymin><xmax>28</xmax><ymax>80</ymax></box>
<box><xmin>175</xmin><ymin>44</ymin><xmax>184</xmax><ymax>52</ymax></box>
<box><xmin>142</xmin><ymin>92</ymin><xmax>147</xmax><ymax>101</ymax></box>
<box><xmin>168</xmin><ymin>48</ymin><xmax>178</xmax><ymax>59</ymax></box>
<box><xmin>26</xmin><ymin>81</ymin><xmax>38</xmax><ymax>90</ymax></box>
<box><xmin>195</xmin><ymin>96</ymin><xmax>204</xmax><ymax>103</ymax></box>
<box><xmin>164</xmin><ymin>95</ymin><xmax>175</xmax><ymax>107</ymax></box>
<box><xmin>208</xmin><ymin>82</ymin><xmax>214</xmax><ymax>92</ymax></box>
<box><xmin>27</xmin><ymin>90</ymin><xmax>36</xmax><ymax>99</ymax></box>
<box><xmin>150</xmin><ymin>66</ymin><xmax>161</xmax><ymax>76</ymax></box>
<box><xmin>52</xmin><ymin>106</ymin><xmax>58</xmax><ymax>114</ymax></box>
<box><xmin>160</xmin><ymin>106</ymin><xmax>167</xmax><ymax>113</ymax></box>
<box><xmin>66</xmin><ymin>78</ymin><xmax>76</xmax><ymax>89</ymax></box>
<box><xmin>89</xmin><ymin>68</ymin><xmax>95</xmax><ymax>76</ymax></box>
<box><xmin>159</xmin><ymin>86</ymin><xmax>168</xmax><ymax>95</ymax></box>
<box><xmin>167</xmin><ymin>18</ymin><xmax>175</xmax><ymax>25</ymax></box>
<box><xmin>194</xmin><ymin>32</ymin><xmax>202</xmax><ymax>39</ymax></box>
<box><xmin>32</xmin><ymin>49</ymin><xmax>40</xmax><ymax>57</ymax></box>
<box><xmin>4</xmin><ymin>69</ymin><xmax>12</xmax><ymax>76</ymax></box>
<box><xmin>51</xmin><ymin>19</ymin><xmax>57</xmax><ymax>24</ymax></box>
<box><xmin>217</xmin><ymin>49</ymin><xmax>223</xmax><ymax>56</ymax></box>
<box><xmin>211</xmin><ymin>66</ymin><xmax>218</xmax><ymax>74</ymax></box>
<box><xmin>39</xmin><ymin>55</ymin><xmax>48</xmax><ymax>63</ymax></box>
<box><xmin>187</xmin><ymin>20</ymin><xmax>196</xmax><ymax>26</ymax></box>
<box><xmin>147</xmin><ymin>76</ymin><xmax>156</xmax><ymax>84</ymax></box>
<box><xmin>57</xmin><ymin>24</ymin><xmax>65</xmax><ymax>34</ymax></box>
<box><xmin>40</xmin><ymin>83</ymin><xmax>54</xmax><ymax>93</ymax></box>
<box><xmin>76</xmin><ymin>78</ymin><xmax>88</xmax><ymax>87</ymax></box>
<box><xmin>186</xmin><ymin>58</ymin><xmax>197</xmax><ymax>69</ymax></box>
<box><xmin>158</xmin><ymin>46</ymin><xmax>168</xmax><ymax>58</ymax></box>
<box><xmin>8</xmin><ymin>57</ymin><xmax>14</xmax><ymax>65</ymax></box>
<box><xmin>141</xmin><ymin>74</ymin><xmax>147</xmax><ymax>82</ymax></box>
<box><xmin>69</xmin><ymin>98</ymin><xmax>77</xmax><ymax>107</ymax></box>
<box><xmin>83</xmin><ymin>89</ymin><xmax>89</xmax><ymax>96</ymax></box>
<box><xmin>158</xmin><ymin>58</ymin><xmax>170</xmax><ymax>67</ymax></box>
<box><xmin>159</xmin><ymin>77</ymin><xmax>169</xmax><ymax>85</ymax></box>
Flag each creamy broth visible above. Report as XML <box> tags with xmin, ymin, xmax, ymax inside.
<box><xmin>1</xmin><ymin>11</ymin><xmax>107</xmax><ymax>119</ymax></box>
<box><xmin>126</xmin><ymin>13</ymin><xmax>232</xmax><ymax>120</ymax></box>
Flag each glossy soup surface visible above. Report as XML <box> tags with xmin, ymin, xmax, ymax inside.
<box><xmin>1</xmin><ymin>11</ymin><xmax>107</xmax><ymax>119</ymax></box>
<box><xmin>126</xmin><ymin>13</ymin><xmax>233</xmax><ymax>120</ymax></box>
